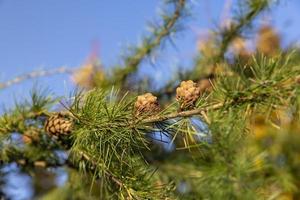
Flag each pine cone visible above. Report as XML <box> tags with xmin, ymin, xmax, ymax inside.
<box><xmin>176</xmin><ymin>80</ymin><xmax>200</xmax><ymax>110</ymax></box>
<box><xmin>257</xmin><ymin>25</ymin><xmax>280</xmax><ymax>56</ymax></box>
<box><xmin>135</xmin><ymin>93</ymin><xmax>160</xmax><ymax>116</ymax></box>
<box><xmin>44</xmin><ymin>113</ymin><xmax>73</xmax><ymax>137</ymax></box>
<box><xmin>22</xmin><ymin>128</ymin><xmax>40</xmax><ymax>144</ymax></box>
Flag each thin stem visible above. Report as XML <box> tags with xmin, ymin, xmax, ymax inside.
<box><xmin>75</xmin><ymin>150</ymin><xmax>124</xmax><ymax>187</ymax></box>
<box><xmin>0</xmin><ymin>66</ymin><xmax>76</xmax><ymax>90</ymax></box>
<box><xmin>142</xmin><ymin>102</ymin><xmax>224</xmax><ymax>123</ymax></box>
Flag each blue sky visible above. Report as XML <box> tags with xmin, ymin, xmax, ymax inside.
<box><xmin>0</xmin><ymin>0</ymin><xmax>300</xmax><ymax>109</ymax></box>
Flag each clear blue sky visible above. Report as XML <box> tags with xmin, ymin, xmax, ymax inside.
<box><xmin>0</xmin><ymin>0</ymin><xmax>300</xmax><ymax>109</ymax></box>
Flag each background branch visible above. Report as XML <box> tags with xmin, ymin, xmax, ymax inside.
<box><xmin>112</xmin><ymin>0</ymin><xmax>187</xmax><ymax>86</ymax></box>
<box><xmin>209</xmin><ymin>0</ymin><xmax>270</xmax><ymax>73</ymax></box>
<box><xmin>0</xmin><ymin>66</ymin><xmax>76</xmax><ymax>90</ymax></box>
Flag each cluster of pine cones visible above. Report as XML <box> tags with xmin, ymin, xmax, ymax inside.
<box><xmin>42</xmin><ymin>80</ymin><xmax>205</xmax><ymax>138</ymax></box>
<box><xmin>135</xmin><ymin>80</ymin><xmax>204</xmax><ymax>116</ymax></box>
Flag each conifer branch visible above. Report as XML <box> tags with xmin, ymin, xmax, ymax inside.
<box><xmin>0</xmin><ymin>66</ymin><xmax>76</xmax><ymax>90</ymax></box>
<box><xmin>217</xmin><ymin>0</ymin><xmax>269</xmax><ymax>59</ymax></box>
<box><xmin>158</xmin><ymin>0</ymin><xmax>271</xmax><ymax>100</ymax></box>
<box><xmin>114</xmin><ymin>0</ymin><xmax>187</xmax><ymax>85</ymax></box>
<box><xmin>1</xmin><ymin>1</ymin><xmax>300</xmax><ymax>197</ymax></box>
<box><xmin>0</xmin><ymin>143</ymin><xmax>125</xmax><ymax>187</ymax></box>
<box><xmin>75</xmin><ymin>150</ymin><xmax>124</xmax><ymax>187</ymax></box>
<box><xmin>142</xmin><ymin>102</ymin><xmax>224</xmax><ymax>123</ymax></box>
<box><xmin>209</xmin><ymin>0</ymin><xmax>270</xmax><ymax>73</ymax></box>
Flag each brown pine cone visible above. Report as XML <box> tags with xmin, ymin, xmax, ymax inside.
<box><xmin>135</xmin><ymin>93</ymin><xmax>160</xmax><ymax>116</ymax></box>
<box><xmin>176</xmin><ymin>80</ymin><xmax>200</xmax><ymax>110</ymax></box>
<box><xmin>44</xmin><ymin>113</ymin><xmax>73</xmax><ymax>137</ymax></box>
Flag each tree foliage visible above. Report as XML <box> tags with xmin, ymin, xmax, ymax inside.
<box><xmin>1</xmin><ymin>0</ymin><xmax>300</xmax><ymax>199</ymax></box>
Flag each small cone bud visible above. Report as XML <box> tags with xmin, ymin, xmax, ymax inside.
<box><xmin>45</xmin><ymin>113</ymin><xmax>73</xmax><ymax>137</ymax></box>
<box><xmin>231</xmin><ymin>37</ymin><xmax>250</xmax><ymax>57</ymax></box>
<box><xmin>135</xmin><ymin>93</ymin><xmax>160</xmax><ymax>116</ymax></box>
<box><xmin>176</xmin><ymin>80</ymin><xmax>200</xmax><ymax>110</ymax></box>
<box><xmin>257</xmin><ymin>25</ymin><xmax>280</xmax><ymax>56</ymax></box>
<box><xmin>22</xmin><ymin>128</ymin><xmax>40</xmax><ymax>144</ymax></box>
<box><xmin>72</xmin><ymin>60</ymin><xmax>104</xmax><ymax>89</ymax></box>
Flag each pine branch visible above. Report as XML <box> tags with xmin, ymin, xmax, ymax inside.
<box><xmin>142</xmin><ymin>102</ymin><xmax>224</xmax><ymax>123</ymax></box>
<box><xmin>0</xmin><ymin>66</ymin><xmax>76</xmax><ymax>90</ymax></box>
<box><xmin>209</xmin><ymin>0</ymin><xmax>270</xmax><ymax>73</ymax></box>
<box><xmin>75</xmin><ymin>150</ymin><xmax>124</xmax><ymax>187</ymax></box>
<box><xmin>1</xmin><ymin>51</ymin><xmax>299</xmax><ymax>199</ymax></box>
<box><xmin>156</xmin><ymin>0</ymin><xmax>271</xmax><ymax>101</ymax></box>
<box><xmin>113</xmin><ymin>0</ymin><xmax>187</xmax><ymax>85</ymax></box>
<box><xmin>218</xmin><ymin>0</ymin><xmax>269</xmax><ymax>57</ymax></box>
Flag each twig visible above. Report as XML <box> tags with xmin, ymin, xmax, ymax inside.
<box><xmin>0</xmin><ymin>66</ymin><xmax>76</xmax><ymax>90</ymax></box>
<box><xmin>142</xmin><ymin>102</ymin><xmax>224</xmax><ymax>123</ymax></box>
<box><xmin>76</xmin><ymin>150</ymin><xmax>124</xmax><ymax>187</ymax></box>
